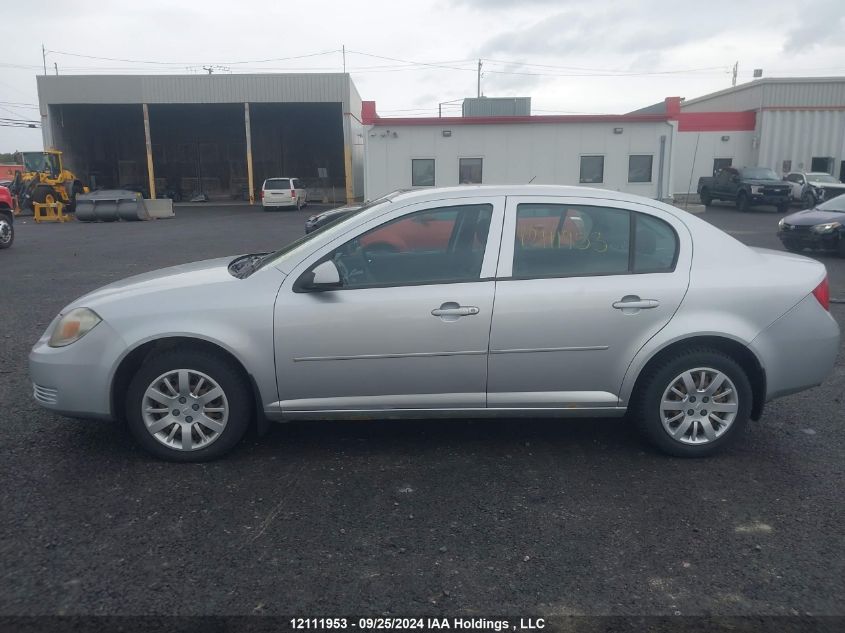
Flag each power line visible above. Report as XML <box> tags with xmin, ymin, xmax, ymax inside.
<box><xmin>44</xmin><ymin>48</ymin><xmax>342</xmax><ymax>67</ymax></box>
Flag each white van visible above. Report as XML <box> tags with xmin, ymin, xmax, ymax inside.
<box><xmin>261</xmin><ymin>177</ymin><xmax>307</xmax><ymax>210</ymax></box>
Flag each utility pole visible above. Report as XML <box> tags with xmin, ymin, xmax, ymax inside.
<box><xmin>203</xmin><ymin>66</ymin><xmax>214</xmax><ymax>75</ymax></box>
<box><xmin>477</xmin><ymin>59</ymin><xmax>482</xmax><ymax>97</ymax></box>
<box><xmin>54</xmin><ymin>62</ymin><xmax>58</xmax><ymax>76</ymax></box>
<box><xmin>731</xmin><ymin>61</ymin><xmax>738</xmax><ymax>87</ymax></box>
<box><xmin>42</xmin><ymin>44</ymin><xmax>46</xmax><ymax>75</ymax></box>
<box><xmin>342</xmin><ymin>45</ymin><xmax>346</xmax><ymax>74</ymax></box>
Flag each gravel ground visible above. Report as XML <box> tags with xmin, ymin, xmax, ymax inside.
<box><xmin>0</xmin><ymin>202</ymin><xmax>843</xmax><ymax>617</ymax></box>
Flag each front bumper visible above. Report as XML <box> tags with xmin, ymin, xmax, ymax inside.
<box><xmin>750</xmin><ymin>194</ymin><xmax>790</xmax><ymax>206</ymax></box>
<box><xmin>29</xmin><ymin>319</ymin><xmax>127</xmax><ymax>420</ymax></box>
<box><xmin>778</xmin><ymin>228</ymin><xmax>841</xmax><ymax>251</ymax></box>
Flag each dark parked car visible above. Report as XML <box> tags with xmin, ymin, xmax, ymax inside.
<box><xmin>698</xmin><ymin>167</ymin><xmax>791</xmax><ymax>212</ymax></box>
<box><xmin>778</xmin><ymin>194</ymin><xmax>845</xmax><ymax>256</ymax></box>
<box><xmin>304</xmin><ymin>204</ymin><xmax>361</xmax><ymax>233</ymax></box>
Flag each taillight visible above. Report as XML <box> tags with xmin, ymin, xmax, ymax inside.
<box><xmin>812</xmin><ymin>276</ymin><xmax>830</xmax><ymax>311</ymax></box>
<box><xmin>290</xmin><ymin>189</ymin><xmax>296</xmax><ymax>198</ymax></box>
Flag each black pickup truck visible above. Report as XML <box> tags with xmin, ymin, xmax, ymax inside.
<box><xmin>698</xmin><ymin>167</ymin><xmax>791</xmax><ymax>212</ymax></box>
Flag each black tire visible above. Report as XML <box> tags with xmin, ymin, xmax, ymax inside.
<box><xmin>67</xmin><ymin>181</ymin><xmax>84</xmax><ymax>213</ymax></box>
<box><xmin>736</xmin><ymin>193</ymin><xmax>750</xmax><ymax>213</ymax></box>
<box><xmin>838</xmin><ymin>235</ymin><xmax>845</xmax><ymax>258</ymax></box>
<box><xmin>125</xmin><ymin>347</ymin><xmax>253</xmax><ymax>462</ymax></box>
<box><xmin>801</xmin><ymin>191</ymin><xmax>816</xmax><ymax>209</ymax></box>
<box><xmin>32</xmin><ymin>185</ymin><xmax>56</xmax><ymax>206</ymax></box>
<box><xmin>699</xmin><ymin>190</ymin><xmax>712</xmax><ymax>206</ymax></box>
<box><xmin>634</xmin><ymin>348</ymin><xmax>753</xmax><ymax>457</ymax></box>
<box><xmin>0</xmin><ymin>212</ymin><xmax>13</xmax><ymax>249</ymax></box>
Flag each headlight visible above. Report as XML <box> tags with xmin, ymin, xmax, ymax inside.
<box><xmin>48</xmin><ymin>307</ymin><xmax>102</xmax><ymax>347</ymax></box>
<box><xmin>778</xmin><ymin>218</ymin><xmax>785</xmax><ymax>229</ymax></box>
<box><xmin>750</xmin><ymin>186</ymin><xmax>763</xmax><ymax>194</ymax></box>
<box><xmin>811</xmin><ymin>221</ymin><xmax>841</xmax><ymax>234</ymax></box>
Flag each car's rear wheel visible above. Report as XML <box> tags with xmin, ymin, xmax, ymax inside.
<box><xmin>699</xmin><ymin>189</ymin><xmax>712</xmax><ymax>206</ymax></box>
<box><xmin>736</xmin><ymin>193</ymin><xmax>750</xmax><ymax>212</ymax></box>
<box><xmin>125</xmin><ymin>348</ymin><xmax>252</xmax><ymax>461</ymax></box>
<box><xmin>635</xmin><ymin>348</ymin><xmax>752</xmax><ymax>457</ymax></box>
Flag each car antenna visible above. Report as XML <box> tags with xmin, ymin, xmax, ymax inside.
<box><xmin>527</xmin><ymin>176</ymin><xmax>536</xmax><ymax>184</ymax></box>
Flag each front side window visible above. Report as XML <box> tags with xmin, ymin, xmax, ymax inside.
<box><xmin>579</xmin><ymin>156</ymin><xmax>604</xmax><ymax>184</ymax></box>
<box><xmin>412</xmin><ymin>159</ymin><xmax>435</xmax><ymax>187</ymax></box>
<box><xmin>324</xmin><ymin>204</ymin><xmax>493</xmax><ymax>288</ymax></box>
<box><xmin>459</xmin><ymin>158</ymin><xmax>483</xmax><ymax>184</ymax></box>
<box><xmin>628</xmin><ymin>155</ymin><xmax>653</xmax><ymax>183</ymax></box>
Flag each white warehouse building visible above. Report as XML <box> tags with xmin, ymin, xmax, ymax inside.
<box><xmin>363</xmin><ymin>78</ymin><xmax>845</xmax><ymax>202</ymax></box>
<box><xmin>362</xmin><ymin>99</ymin><xmax>677</xmax><ymax>200</ymax></box>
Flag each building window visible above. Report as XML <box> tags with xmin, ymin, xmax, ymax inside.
<box><xmin>411</xmin><ymin>159</ymin><xmax>435</xmax><ymax>187</ymax></box>
<box><xmin>811</xmin><ymin>157</ymin><xmax>834</xmax><ymax>174</ymax></box>
<box><xmin>579</xmin><ymin>156</ymin><xmax>604</xmax><ymax>184</ymax></box>
<box><xmin>713</xmin><ymin>158</ymin><xmax>732</xmax><ymax>176</ymax></box>
<box><xmin>628</xmin><ymin>155</ymin><xmax>653</xmax><ymax>183</ymax></box>
<box><xmin>459</xmin><ymin>158</ymin><xmax>483</xmax><ymax>184</ymax></box>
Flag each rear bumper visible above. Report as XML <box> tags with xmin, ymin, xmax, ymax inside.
<box><xmin>750</xmin><ymin>293</ymin><xmax>840</xmax><ymax>401</ymax></box>
<box><xmin>262</xmin><ymin>199</ymin><xmax>296</xmax><ymax>208</ymax></box>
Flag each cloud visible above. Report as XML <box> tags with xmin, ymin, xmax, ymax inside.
<box><xmin>782</xmin><ymin>0</ymin><xmax>845</xmax><ymax>52</ymax></box>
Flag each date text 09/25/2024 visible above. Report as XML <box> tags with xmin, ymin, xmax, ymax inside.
<box><xmin>289</xmin><ymin>618</ymin><xmax>546</xmax><ymax>631</ymax></box>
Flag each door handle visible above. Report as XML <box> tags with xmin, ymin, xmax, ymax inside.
<box><xmin>431</xmin><ymin>306</ymin><xmax>480</xmax><ymax>317</ymax></box>
<box><xmin>612</xmin><ymin>296</ymin><xmax>660</xmax><ymax>311</ymax></box>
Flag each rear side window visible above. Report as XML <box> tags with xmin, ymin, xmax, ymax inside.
<box><xmin>633</xmin><ymin>214</ymin><xmax>678</xmax><ymax>273</ymax></box>
<box><xmin>513</xmin><ymin>204</ymin><xmax>630</xmax><ymax>277</ymax></box>
<box><xmin>264</xmin><ymin>179</ymin><xmax>291</xmax><ymax>190</ymax></box>
<box><xmin>512</xmin><ymin>204</ymin><xmax>678</xmax><ymax>278</ymax></box>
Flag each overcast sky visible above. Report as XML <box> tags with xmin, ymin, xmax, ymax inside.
<box><xmin>2</xmin><ymin>0</ymin><xmax>844</xmax><ymax>152</ymax></box>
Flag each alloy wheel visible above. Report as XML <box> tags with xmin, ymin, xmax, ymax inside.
<box><xmin>0</xmin><ymin>219</ymin><xmax>11</xmax><ymax>245</ymax></box>
<box><xmin>660</xmin><ymin>367</ymin><xmax>739</xmax><ymax>445</ymax></box>
<box><xmin>142</xmin><ymin>369</ymin><xmax>229</xmax><ymax>451</ymax></box>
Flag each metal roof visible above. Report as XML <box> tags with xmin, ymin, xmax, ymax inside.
<box><xmin>37</xmin><ymin>73</ymin><xmax>360</xmax><ymax>111</ymax></box>
<box><xmin>681</xmin><ymin>77</ymin><xmax>845</xmax><ymax>112</ymax></box>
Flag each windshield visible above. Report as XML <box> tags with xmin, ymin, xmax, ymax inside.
<box><xmin>807</xmin><ymin>173</ymin><xmax>840</xmax><ymax>184</ymax></box>
<box><xmin>252</xmin><ymin>195</ymin><xmax>398</xmax><ymax>273</ymax></box>
<box><xmin>816</xmin><ymin>195</ymin><xmax>845</xmax><ymax>213</ymax></box>
<box><xmin>22</xmin><ymin>152</ymin><xmax>60</xmax><ymax>177</ymax></box>
<box><xmin>264</xmin><ymin>178</ymin><xmax>291</xmax><ymax>190</ymax></box>
<box><xmin>740</xmin><ymin>168</ymin><xmax>779</xmax><ymax>180</ymax></box>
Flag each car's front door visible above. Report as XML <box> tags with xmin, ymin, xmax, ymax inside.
<box><xmin>486</xmin><ymin>196</ymin><xmax>692</xmax><ymax>410</ymax></box>
<box><xmin>273</xmin><ymin>197</ymin><xmax>505</xmax><ymax>413</ymax></box>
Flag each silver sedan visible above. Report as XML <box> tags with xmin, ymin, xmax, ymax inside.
<box><xmin>30</xmin><ymin>186</ymin><xmax>840</xmax><ymax>461</ymax></box>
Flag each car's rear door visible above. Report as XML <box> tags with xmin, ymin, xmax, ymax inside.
<box><xmin>486</xmin><ymin>195</ymin><xmax>692</xmax><ymax>410</ymax></box>
<box><xmin>273</xmin><ymin>196</ymin><xmax>505</xmax><ymax>412</ymax></box>
<box><xmin>264</xmin><ymin>178</ymin><xmax>291</xmax><ymax>205</ymax></box>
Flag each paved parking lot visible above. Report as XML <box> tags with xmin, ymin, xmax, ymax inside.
<box><xmin>1</xmin><ymin>202</ymin><xmax>843</xmax><ymax>617</ymax></box>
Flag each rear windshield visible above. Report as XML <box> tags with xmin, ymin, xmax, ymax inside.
<box><xmin>264</xmin><ymin>179</ymin><xmax>291</xmax><ymax>190</ymax></box>
<box><xmin>807</xmin><ymin>173</ymin><xmax>839</xmax><ymax>184</ymax></box>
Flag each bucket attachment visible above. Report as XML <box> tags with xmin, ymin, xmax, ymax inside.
<box><xmin>75</xmin><ymin>190</ymin><xmax>151</xmax><ymax>222</ymax></box>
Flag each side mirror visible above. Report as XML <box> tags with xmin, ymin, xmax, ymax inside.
<box><xmin>299</xmin><ymin>260</ymin><xmax>342</xmax><ymax>292</ymax></box>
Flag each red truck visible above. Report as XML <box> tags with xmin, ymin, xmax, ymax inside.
<box><xmin>0</xmin><ymin>185</ymin><xmax>14</xmax><ymax>249</ymax></box>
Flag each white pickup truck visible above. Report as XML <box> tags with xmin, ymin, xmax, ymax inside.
<box><xmin>784</xmin><ymin>171</ymin><xmax>845</xmax><ymax>208</ymax></box>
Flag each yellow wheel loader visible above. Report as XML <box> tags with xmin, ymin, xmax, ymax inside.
<box><xmin>8</xmin><ymin>149</ymin><xmax>88</xmax><ymax>213</ymax></box>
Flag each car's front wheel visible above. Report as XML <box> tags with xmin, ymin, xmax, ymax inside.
<box><xmin>125</xmin><ymin>347</ymin><xmax>253</xmax><ymax>461</ymax></box>
<box><xmin>0</xmin><ymin>213</ymin><xmax>13</xmax><ymax>249</ymax></box>
<box><xmin>635</xmin><ymin>348</ymin><xmax>752</xmax><ymax>457</ymax></box>
<box><xmin>736</xmin><ymin>193</ymin><xmax>750</xmax><ymax>212</ymax></box>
